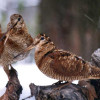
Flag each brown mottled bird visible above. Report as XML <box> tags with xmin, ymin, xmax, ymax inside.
<box><xmin>0</xmin><ymin>14</ymin><xmax>33</xmax><ymax>77</ymax></box>
<box><xmin>16</xmin><ymin>34</ymin><xmax>100</xmax><ymax>82</ymax></box>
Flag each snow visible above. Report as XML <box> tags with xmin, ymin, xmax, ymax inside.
<box><xmin>0</xmin><ymin>60</ymin><xmax>78</xmax><ymax>100</ymax></box>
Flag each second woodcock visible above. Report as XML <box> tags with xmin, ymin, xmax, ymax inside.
<box><xmin>0</xmin><ymin>14</ymin><xmax>33</xmax><ymax>76</ymax></box>
<box><xmin>17</xmin><ymin>34</ymin><xmax>100</xmax><ymax>81</ymax></box>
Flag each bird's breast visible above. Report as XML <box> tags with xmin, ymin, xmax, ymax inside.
<box><xmin>0</xmin><ymin>36</ymin><xmax>33</xmax><ymax>65</ymax></box>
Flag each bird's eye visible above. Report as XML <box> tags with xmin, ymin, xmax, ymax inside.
<box><xmin>18</xmin><ymin>17</ymin><xmax>21</xmax><ymax>21</ymax></box>
<box><xmin>41</xmin><ymin>37</ymin><xmax>44</xmax><ymax>40</ymax></box>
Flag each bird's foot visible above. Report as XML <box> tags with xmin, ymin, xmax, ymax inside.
<box><xmin>52</xmin><ymin>81</ymin><xmax>63</xmax><ymax>85</ymax></box>
<box><xmin>52</xmin><ymin>81</ymin><xmax>68</xmax><ymax>85</ymax></box>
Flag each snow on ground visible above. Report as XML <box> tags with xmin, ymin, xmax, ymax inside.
<box><xmin>0</xmin><ymin>60</ymin><xmax>78</xmax><ymax>100</ymax></box>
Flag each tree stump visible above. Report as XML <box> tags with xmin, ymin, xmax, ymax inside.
<box><xmin>0</xmin><ymin>67</ymin><xmax>22</xmax><ymax>100</ymax></box>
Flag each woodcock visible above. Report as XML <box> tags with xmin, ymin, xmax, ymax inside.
<box><xmin>0</xmin><ymin>14</ymin><xmax>33</xmax><ymax>77</ymax></box>
<box><xmin>16</xmin><ymin>34</ymin><xmax>100</xmax><ymax>81</ymax></box>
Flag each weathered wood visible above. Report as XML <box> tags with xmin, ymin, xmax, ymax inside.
<box><xmin>91</xmin><ymin>48</ymin><xmax>100</xmax><ymax>100</ymax></box>
<box><xmin>91</xmin><ymin>48</ymin><xmax>100</xmax><ymax>68</ymax></box>
<box><xmin>23</xmin><ymin>83</ymin><xmax>88</xmax><ymax>100</ymax></box>
<box><xmin>0</xmin><ymin>67</ymin><xmax>22</xmax><ymax>100</ymax></box>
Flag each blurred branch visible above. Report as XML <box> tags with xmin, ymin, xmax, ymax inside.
<box><xmin>90</xmin><ymin>48</ymin><xmax>100</xmax><ymax>100</ymax></box>
<box><xmin>84</xmin><ymin>14</ymin><xmax>96</xmax><ymax>24</ymax></box>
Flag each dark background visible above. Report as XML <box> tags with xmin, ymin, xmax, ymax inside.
<box><xmin>39</xmin><ymin>0</ymin><xmax>100</xmax><ymax>61</ymax></box>
<box><xmin>0</xmin><ymin>0</ymin><xmax>100</xmax><ymax>61</ymax></box>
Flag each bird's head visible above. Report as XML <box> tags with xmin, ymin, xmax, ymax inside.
<box><xmin>33</xmin><ymin>34</ymin><xmax>52</xmax><ymax>46</ymax></box>
<box><xmin>7</xmin><ymin>14</ymin><xmax>25</xmax><ymax>30</ymax></box>
<box><xmin>0</xmin><ymin>14</ymin><xmax>26</xmax><ymax>44</ymax></box>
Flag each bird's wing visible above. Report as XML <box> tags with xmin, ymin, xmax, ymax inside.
<box><xmin>41</xmin><ymin>50</ymin><xmax>91</xmax><ymax>81</ymax></box>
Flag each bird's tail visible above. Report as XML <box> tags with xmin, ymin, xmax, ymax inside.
<box><xmin>89</xmin><ymin>66</ymin><xmax>100</xmax><ymax>79</ymax></box>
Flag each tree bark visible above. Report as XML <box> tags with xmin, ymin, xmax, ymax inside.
<box><xmin>90</xmin><ymin>48</ymin><xmax>100</xmax><ymax>100</ymax></box>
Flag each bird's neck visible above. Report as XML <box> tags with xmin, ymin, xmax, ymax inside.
<box><xmin>35</xmin><ymin>42</ymin><xmax>55</xmax><ymax>66</ymax></box>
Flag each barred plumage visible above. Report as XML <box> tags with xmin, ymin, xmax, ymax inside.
<box><xmin>0</xmin><ymin>14</ymin><xmax>33</xmax><ymax>77</ymax></box>
<box><xmin>17</xmin><ymin>34</ymin><xmax>100</xmax><ymax>81</ymax></box>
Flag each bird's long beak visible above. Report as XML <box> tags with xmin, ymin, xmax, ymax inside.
<box><xmin>0</xmin><ymin>20</ymin><xmax>19</xmax><ymax>44</ymax></box>
<box><xmin>3</xmin><ymin>25</ymin><xmax>13</xmax><ymax>45</ymax></box>
<box><xmin>14</xmin><ymin>44</ymin><xmax>35</xmax><ymax>59</ymax></box>
<box><xmin>0</xmin><ymin>25</ymin><xmax>13</xmax><ymax>42</ymax></box>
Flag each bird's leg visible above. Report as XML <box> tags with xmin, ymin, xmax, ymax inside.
<box><xmin>9</xmin><ymin>64</ymin><xmax>17</xmax><ymax>76</ymax></box>
<box><xmin>3</xmin><ymin>65</ymin><xmax>17</xmax><ymax>79</ymax></box>
<box><xmin>3</xmin><ymin>65</ymin><xmax>10</xmax><ymax>88</ymax></box>
<box><xmin>3</xmin><ymin>65</ymin><xmax>10</xmax><ymax>79</ymax></box>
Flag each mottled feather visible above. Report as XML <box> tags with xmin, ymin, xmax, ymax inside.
<box><xmin>0</xmin><ymin>14</ymin><xmax>33</xmax><ymax>76</ymax></box>
<box><xmin>16</xmin><ymin>33</ymin><xmax>100</xmax><ymax>81</ymax></box>
<box><xmin>33</xmin><ymin>34</ymin><xmax>100</xmax><ymax>81</ymax></box>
